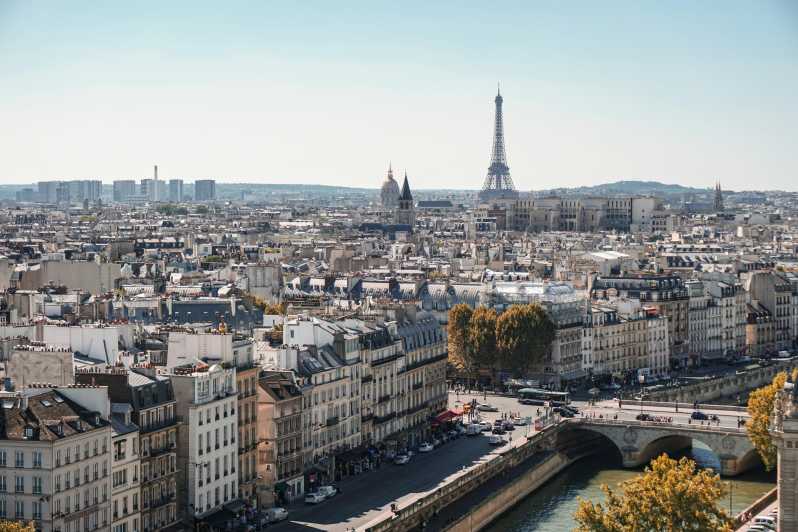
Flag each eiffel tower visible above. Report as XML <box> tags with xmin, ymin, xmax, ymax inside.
<box><xmin>478</xmin><ymin>86</ymin><xmax>519</xmax><ymax>203</ymax></box>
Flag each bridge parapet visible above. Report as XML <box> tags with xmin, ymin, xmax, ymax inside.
<box><xmin>562</xmin><ymin>418</ymin><xmax>759</xmax><ymax>477</ymax></box>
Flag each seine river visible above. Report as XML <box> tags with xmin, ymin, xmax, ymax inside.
<box><xmin>485</xmin><ymin>442</ymin><xmax>776</xmax><ymax>532</ymax></box>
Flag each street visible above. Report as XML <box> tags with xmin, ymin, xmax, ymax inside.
<box><xmin>269</xmin><ymin>433</ymin><xmax>505</xmax><ymax>531</ymax></box>
<box><xmin>267</xmin><ymin>391</ymin><xmax>749</xmax><ymax>531</ymax></box>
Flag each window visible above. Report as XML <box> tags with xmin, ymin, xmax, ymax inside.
<box><xmin>0</xmin><ymin>499</ymin><xmax>5</xmax><ymax>518</ymax></box>
<box><xmin>0</xmin><ymin>476</ymin><xmax>6</xmax><ymax>492</ymax></box>
<box><xmin>14</xmin><ymin>500</ymin><xmax>23</xmax><ymax>519</ymax></box>
<box><xmin>55</xmin><ymin>474</ymin><xmax>61</xmax><ymax>492</ymax></box>
<box><xmin>33</xmin><ymin>451</ymin><xmax>42</xmax><ymax>468</ymax></box>
<box><xmin>15</xmin><ymin>476</ymin><xmax>24</xmax><ymax>493</ymax></box>
<box><xmin>33</xmin><ymin>476</ymin><xmax>42</xmax><ymax>495</ymax></box>
<box><xmin>14</xmin><ymin>451</ymin><xmax>23</xmax><ymax>468</ymax></box>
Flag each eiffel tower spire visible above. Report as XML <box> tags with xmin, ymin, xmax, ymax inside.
<box><xmin>479</xmin><ymin>86</ymin><xmax>518</xmax><ymax>203</ymax></box>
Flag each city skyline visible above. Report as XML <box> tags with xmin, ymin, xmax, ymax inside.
<box><xmin>1</xmin><ymin>1</ymin><xmax>796</xmax><ymax>190</ymax></box>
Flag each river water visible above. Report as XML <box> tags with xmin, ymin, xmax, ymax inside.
<box><xmin>484</xmin><ymin>442</ymin><xmax>776</xmax><ymax>532</ymax></box>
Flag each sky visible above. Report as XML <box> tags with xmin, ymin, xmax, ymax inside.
<box><xmin>1</xmin><ymin>1</ymin><xmax>797</xmax><ymax>191</ymax></box>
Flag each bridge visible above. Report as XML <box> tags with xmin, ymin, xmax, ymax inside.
<box><xmin>561</xmin><ymin>418</ymin><xmax>759</xmax><ymax>476</ymax></box>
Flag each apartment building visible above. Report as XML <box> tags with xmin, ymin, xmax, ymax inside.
<box><xmin>0</xmin><ymin>386</ymin><xmax>113</xmax><ymax>532</ymax></box>
<box><xmin>591</xmin><ymin>274</ymin><xmax>690</xmax><ymax>369</ymax></box>
<box><xmin>256</xmin><ymin>371</ymin><xmax>304</xmax><ymax>507</ymax></box>
<box><xmin>166</xmin><ymin>331</ymin><xmax>258</xmax><ymax>506</ymax></box>
<box><xmin>687</xmin><ymin>280</ymin><xmax>723</xmax><ymax>363</ymax></box>
<box><xmin>110</xmin><ymin>405</ymin><xmax>141</xmax><ymax>532</ymax></box>
<box><xmin>746</xmin><ymin>271</ymin><xmax>793</xmax><ymax>351</ymax></box>
<box><xmin>170</xmin><ymin>362</ymin><xmax>238</xmax><ymax>522</ymax></box>
<box><xmin>74</xmin><ymin>367</ymin><xmax>179</xmax><ymax>532</ymax></box>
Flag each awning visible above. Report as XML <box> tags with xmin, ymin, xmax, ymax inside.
<box><xmin>203</xmin><ymin>508</ymin><xmax>235</xmax><ymax>530</ymax></box>
<box><xmin>433</xmin><ymin>409</ymin><xmax>462</xmax><ymax>424</ymax></box>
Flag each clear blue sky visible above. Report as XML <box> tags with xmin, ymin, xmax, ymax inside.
<box><xmin>1</xmin><ymin>1</ymin><xmax>796</xmax><ymax>190</ymax></box>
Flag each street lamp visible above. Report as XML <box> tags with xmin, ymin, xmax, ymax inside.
<box><xmin>638</xmin><ymin>374</ymin><xmax>645</xmax><ymax>415</ymax></box>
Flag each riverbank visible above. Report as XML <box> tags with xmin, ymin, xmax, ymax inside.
<box><xmin>483</xmin><ymin>444</ymin><xmax>776</xmax><ymax>532</ymax></box>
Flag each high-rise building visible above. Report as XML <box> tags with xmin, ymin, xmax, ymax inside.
<box><xmin>168</xmin><ymin>179</ymin><xmax>184</xmax><ymax>202</ymax></box>
<box><xmin>113</xmin><ymin>180</ymin><xmax>137</xmax><ymax>202</ymax></box>
<box><xmin>194</xmin><ymin>180</ymin><xmax>216</xmax><ymax>201</ymax></box>
<box><xmin>478</xmin><ymin>87</ymin><xmax>518</xmax><ymax>204</ymax></box>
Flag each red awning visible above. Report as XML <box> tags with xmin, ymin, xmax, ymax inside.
<box><xmin>433</xmin><ymin>409</ymin><xmax>463</xmax><ymax>424</ymax></box>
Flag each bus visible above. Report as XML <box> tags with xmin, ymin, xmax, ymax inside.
<box><xmin>517</xmin><ymin>388</ymin><xmax>571</xmax><ymax>406</ymax></box>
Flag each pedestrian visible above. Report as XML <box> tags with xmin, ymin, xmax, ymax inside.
<box><xmin>675</xmin><ymin>402</ymin><xmax>679</xmax><ymax>413</ymax></box>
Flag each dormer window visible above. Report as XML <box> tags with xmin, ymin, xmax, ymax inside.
<box><xmin>24</xmin><ymin>427</ymin><xmax>33</xmax><ymax>439</ymax></box>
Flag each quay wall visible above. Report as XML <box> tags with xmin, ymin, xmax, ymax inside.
<box><xmin>443</xmin><ymin>452</ymin><xmax>574</xmax><ymax>532</ymax></box>
<box><xmin>643</xmin><ymin>362</ymin><xmax>798</xmax><ymax>404</ymax></box>
<box><xmin>362</xmin><ymin>425</ymin><xmax>564</xmax><ymax>532</ymax></box>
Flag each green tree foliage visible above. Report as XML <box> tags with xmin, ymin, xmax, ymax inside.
<box><xmin>468</xmin><ymin>306</ymin><xmax>497</xmax><ymax>369</ymax></box>
<box><xmin>747</xmin><ymin>370</ymin><xmax>787</xmax><ymax>471</ymax></box>
<box><xmin>447</xmin><ymin>304</ymin><xmax>473</xmax><ymax>373</ymax></box>
<box><xmin>495</xmin><ymin>303</ymin><xmax>555</xmax><ymax>377</ymax></box>
<box><xmin>156</xmin><ymin>204</ymin><xmax>189</xmax><ymax>216</ymax></box>
<box><xmin>574</xmin><ymin>454</ymin><xmax>732</xmax><ymax>532</ymax></box>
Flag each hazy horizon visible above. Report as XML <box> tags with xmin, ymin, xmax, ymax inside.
<box><xmin>1</xmin><ymin>1</ymin><xmax>796</xmax><ymax>190</ymax></box>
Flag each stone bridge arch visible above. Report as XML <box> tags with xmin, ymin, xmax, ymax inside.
<box><xmin>563</xmin><ymin>420</ymin><xmax>759</xmax><ymax>477</ymax></box>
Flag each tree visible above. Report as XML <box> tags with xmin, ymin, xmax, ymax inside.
<box><xmin>574</xmin><ymin>454</ymin><xmax>732</xmax><ymax>532</ymax></box>
<box><xmin>0</xmin><ymin>521</ymin><xmax>35</xmax><ymax>532</ymax></box>
<box><xmin>468</xmin><ymin>306</ymin><xmax>498</xmax><ymax>370</ymax></box>
<box><xmin>495</xmin><ymin>303</ymin><xmax>555</xmax><ymax>377</ymax></box>
<box><xmin>747</xmin><ymin>370</ymin><xmax>788</xmax><ymax>471</ymax></box>
<box><xmin>447</xmin><ymin>304</ymin><xmax>473</xmax><ymax>374</ymax></box>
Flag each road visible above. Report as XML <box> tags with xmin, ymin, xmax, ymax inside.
<box><xmin>270</xmin><ymin>433</ymin><xmax>509</xmax><ymax>531</ymax></box>
<box><xmin>267</xmin><ymin>391</ymin><xmax>748</xmax><ymax>531</ymax></box>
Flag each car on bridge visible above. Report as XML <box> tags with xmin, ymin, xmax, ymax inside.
<box><xmin>636</xmin><ymin>413</ymin><xmax>654</xmax><ymax>421</ymax></box>
<box><xmin>691</xmin><ymin>411</ymin><xmax>709</xmax><ymax>420</ymax></box>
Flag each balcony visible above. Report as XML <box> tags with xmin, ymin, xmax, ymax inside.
<box><xmin>141</xmin><ymin>418</ymin><xmax>177</xmax><ymax>434</ymax></box>
<box><xmin>149</xmin><ymin>494</ymin><xmax>175</xmax><ymax>510</ymax></box>
<box><xmin>374</xmin><ymin>412</ymin><xmax>396</xmax><ymax>425</ymax></box>
<box><xmin>377</xmin><ymin>395</ymin><xmax>391</xmax><ymax>404</ymax></box>
<box><xmin>326</xmin><ymin>416</ymin><xmax>339</xmax><ymax>427</ymax></box>
<box><xmin>360</xmin><ymin>375</ymin><xmax>373</xmax><ymax>384</ymax></box>
<box><xmin>149</xmin><ymin>444</ymin><xmax>176</xmax><ymax>458</ymax></box>
<box><xmin>361</xmin><ymin>413</ymin><xmax>373</xmax><ymax>423</ymax></box>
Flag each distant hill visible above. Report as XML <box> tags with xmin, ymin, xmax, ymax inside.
<box><xmin>539</xmin><ymin>180</ymin><xmax>708</xmax><ymax>197</ymax></box>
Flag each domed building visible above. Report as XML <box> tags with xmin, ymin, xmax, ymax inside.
<box><xmin>380</xmin><ymin>164</ymin><xmax>400</xmax><ymax>208</ymax></box>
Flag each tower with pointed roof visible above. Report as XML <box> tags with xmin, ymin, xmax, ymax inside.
<box><xmin>479</xmin><ymin>85</ymin><xmax>519</xmax><ymax>204</ymax></box>
<box><xmin>394</xmin><ymin>172</ymin><xmax>416</xmax><ymax>227</ymax></box>
<box><xmin>714</xmin><ymin>181</ymin><xmax>724</xmax><ymax>212</ymax></box>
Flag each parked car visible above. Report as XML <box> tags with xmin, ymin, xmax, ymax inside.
<box><xmin>512</xmin><ymin>417</ymin><xmax>527</xmax><ymax>426</ymax></box>
<box><xmin>477</xmin><ymin>403</ymin><xmax>499</xmax><ymax>412</ymax></box>
<box><xmin>555</xmin><ymin>407</ymin><xmax>574</xmax><ymax>418</ymax></box>
<box><xmin>305</xmin><ymin>492</ymin><xmax>325</xmax><ymax>504</ymax></box>
<box><xmin>264</xmin><ymin>507</ymin><xmax>288</xmax><ymax>523</ymax></box>
<box><xmin>466</xmin><ymin>424</ymin><xmax>482</xmax><ymax>436</ymax></box>
<box><xmin>691</xmin><ymin>411</ymin><xmax>709</xmax><ymax>420</ymax></box>
<box><xmin>394</xmin><ymin>454</ymin><xmax>410</xmax><ymax>465</ymax></box>
<box><xmin>318</xmin><ymin>485</ymin><xmax>338</xmax><ymax>499</ymax></box>
<box><xmin>419</xmin><ymin>442</ymin><xmax>434</xmax><ymax>452</ymax></box>
<box><xmin>432</xmin><ymin>437</ymin><xmax>442</xmax><ymax>447</ymax></box>
<box><xmin>447</xmin><ymin>429</ymin><xmax>459</xmax><ymax>439</ymax></box>
<box><xmin>636</xmin><ymin>413</ymin><xmax>654</xmax><ymax>421</ymax></box>
<box><xmin>492</xmin><ymin>426</ymin><xmax>506</xmax><ymax>435</ymax></box>
<box><xmin>502</xmin><ymin>420</ymin><xmax>515</xmax><ymax>431</ymax></box>
<box><xmin>488</xmin><ymin>434</ymin><xmax>505</xmax><ymax>446</ymax></box>
<box><xmin>480</xmin><ymin>422</ymin><xmax>492</xmax><ymax>432</ymax></box>
<box><xmin>562</xmin><ymin>405</ymin><xmax>579</xmax><ymax>415</ymax></box>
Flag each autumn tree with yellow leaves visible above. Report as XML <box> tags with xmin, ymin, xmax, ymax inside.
<box><xmin>574</xmin><ymin>454</ymin><xmax>732</xmax><ymax>532</ymax></box>
<box><xmin>0</xmin><ymin>521</ymin><xmax>35</xmax><ymax>532</ymax></box>
<box><xmin>746</xmin><ymin>368</ymin><xmax>798</xmax><ymax>470</ymax></box>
